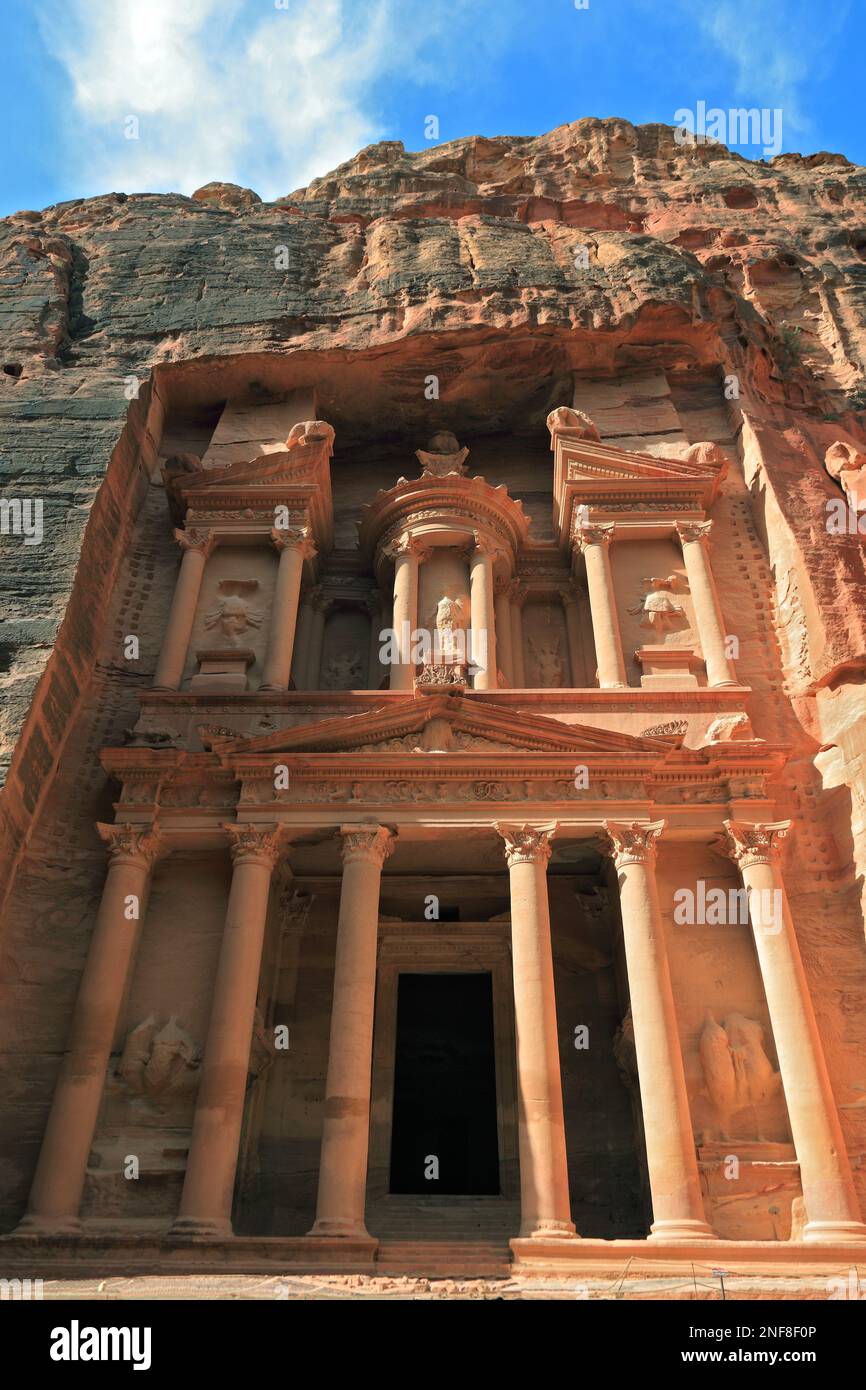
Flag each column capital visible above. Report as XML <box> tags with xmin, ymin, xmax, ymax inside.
<box><xmin>270</xmin><ymin>526</ymin><xmax>317</xmax><ymax>560</ymax></box>
<box><xmin>494</xmin><ymin>573</ymin><xmax>514</xmax><ymax>597</ymax></box>
<box><xmin>676</xmin><ymin>520</ymin><xmax>713</xmax><ymax>547</ymax></box>
<box><xmin>719</xmin><ymin>819</ymin><xmax>792</xmax><ymax>870</ymax></box>
<box><xmin>559</xmin><ymin>584</ymin><xmax>584</xmax><ymax>607</ymax></box>
<box><xmin>601</xmin><ymin>819</ymin><xmax>665</xmax><ymax>867</ymax></box>
<box><xmin>576</xmin><ymin>521</ymin><xmax>616</xmax><ymax>551</ymax></box>
<box><xmin>97</xmin><ymin>821</ymin><xmax>163</xmax><ymax>868</ymax></box>
<box><xmin>495</xmin><ymin>821</ymin><xmax>557</xmax><ymax>867</ymax></box>
<box><xmin>383</xmin><ymin>533</ymin><xmax>430</xmax><ymax>563</ymax></box>
<box><xmin>224</xmin><ymin>822</ymin><xmax>289</xmax><ymax>869</ymax></box>
<box><xmin>173</xmin><ymin>526</ymin><xmax>215</xmax><ymax>558</ymax></box>
<box><xmin>508</xmin><ymin>579</ymin><xmax>527</xmax><ymax>606</ymax></box>
<box><xmin>339</xmin><ymin>824</ymin><xmax>396</xmax><ymax>868</ymax></box>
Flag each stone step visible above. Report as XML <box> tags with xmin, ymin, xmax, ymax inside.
<box><xmin>375</xmin><ymin>1240</ymin><xmax>512</xmax><ymax>1277</ymax></box>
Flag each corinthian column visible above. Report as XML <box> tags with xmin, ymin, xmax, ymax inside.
<box><xmin>494</xmin><ymin>577</ymin><xmax>514</xmax><ymax>686</ymax></box>
<box><xmin>577</xmin><ymin>524</ymin><xmax>627</xmax><ymax>689</ymax></box>
<box><xmin>601</xmin><ymin>821</ymin><xmax>715</xmax><ymax>1241</ymax></box>
<box><xmin>172</xmin><ymin>824</ymin><xmax>286</xmax><ymax>1237</ymax></box>
<box><xmin>153</xmin><ymin>529</ymin><xmax>214</xmax><ymax>690</ymax></box>
<box><xmin>495</xmin><ymin>822</ymin><xmax>575</xmax><ymax>1239</ymax></box>
<box><xmin>311</xmin><ymin>825</ymin><xmax>395</xmax><ymax>1238</ymax></box>
<box><xmin>385</xmin><ymin>536</ymin><xmax>423</xmax><ymax>691</ymax></box>
<box><xmin>260</xmin><ymin>529</ymin><xmax>316</xmax><ymax>690</ymax></box>
<box><xmin>676</xmin><ymin>522</ymin><xmax>737</xmax><ymax>688</ymax></box>
<box><xmin>18</xmin><ymin>824</ymin><xmax>163</xmax><ymax>1233</ymax></box>
<box><xmin>720</xmin><ymin>820</ymin><xmax>866</xmax><ymax>1242</ymax></box>
<box><xmin>469</xmin><ymin>535</ymin><xmax>497</xmax><ymax>690</ymax></box>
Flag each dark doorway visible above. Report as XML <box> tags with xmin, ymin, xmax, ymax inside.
<box><xmin>389</xmin><ymin>972</ymin><xmax>500</xmax><ymax>1195</ymax></box>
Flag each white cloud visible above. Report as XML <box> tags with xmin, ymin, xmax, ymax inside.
<box><xmin>686</xmin><ymin>0</ymin><xmax>851</xmax><ymax>138</ymax></box>
<box><xmin>38</xmin><ymin>0</ymin><xmax>494</xmax><ymax>200</ymax></box>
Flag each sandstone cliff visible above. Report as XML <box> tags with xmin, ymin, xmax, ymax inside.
<box><xmin>2</xmin><ymin>116</ymin><xmax>866</xmax><ymax>903</ymax></box>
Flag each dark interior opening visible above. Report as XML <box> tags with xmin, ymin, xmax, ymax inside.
<box><xmin>389</xmin><ymin>972</ymin><xmax>500</xmax><ymax>1195</ymax></box>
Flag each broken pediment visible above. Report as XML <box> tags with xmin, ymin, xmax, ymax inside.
<box><xmin>548</xmin><ymin>415</ymin><xmax>727</xmax><ymax>546</ymax></box>
<box><xmin>200</xmin><ymin>694</ymin><xmax>684</xmax><ymax>760</ymax></box>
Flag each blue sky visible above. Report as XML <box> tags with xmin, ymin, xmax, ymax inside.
<box><xmin>1</xmin><ymin>0</ymin><xmax>860</xmax><ymax>216</ymax></box>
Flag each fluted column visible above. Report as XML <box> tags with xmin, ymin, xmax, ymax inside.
<box><xmin>578</xmin><ymin>523</ymin><xmax>627</xmax><ymax>689</ymax></box>
<box><xmin>602</xmin><ymin>820</ymin><xmax>715</xmax><ymax>1241</ymax></box>
<box><xmin>386</xmin><ymin>536</ymin><xmax>422</xmax><ymax>691</ymax></box>
<box><xmin>172</xmin><ymin>824</ymin><xmax>286</xmax><ymax>1237</ymax></box>
<box><xmin>18</xmin><ymin>824</ymin><xmax>163</xmax><ymax>1233</ymax></box>
<box><xmin>721</xmin><ymin>820</ymin><xmax>866</xmax><ymax>1242</ymax></box>
<box><xmin>260</xmin><ymin>529</ymin><xmax>316</xmax><ymax>690</ymax></box>
<box><xmin>510</xmin><ymin>582</ymin><xmax>526</xmax><ymax>687</ymax></box>
<box><xmin>304</xmin><ymin>588</ymin><xmax>331</xmax><ymax>690</ymax></box>
<box><xmin>153</xmin><ymin>529</ymin><xmax>214</xmax><ymax>690</ymax></box>
<box><xmin>311</xmin><ymin>825</ymin><xmax>395</xmax><ymax>1238</ymax></box>
<box><xmin>494</xmin><ymin>577</ymin><xmax>514</xmax><ymax>686</ymax></box>
<box><xmin>676</xmin><ymin>522</ymin><xmax>737</xmax><ymax>688</ymax></box>
<box><xmin>496</xmin><ymin>822</ymin><xmax>576</xmax><ymax>1239</ymax></box>
<box><xmin>469</xmin><ymin>535</ymin><xmax>497</xmax><ymax>690</ymax></box>
<box><xmin>560</xmin><ymin>586</ymin><xmax>585</xmax><ymax>688</ymax></box>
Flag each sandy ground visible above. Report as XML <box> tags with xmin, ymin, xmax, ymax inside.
<box><xmin>29</xmin><ymin>1272</ymin><xmax>847</xmax><ymax>1300</ymax></box>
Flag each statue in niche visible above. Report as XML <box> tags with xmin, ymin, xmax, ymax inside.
<box><xmin>699</xmin><ymin>1011</ymin><xmax>782</xmax><ymax>1140</ymax></box>
<box><xmin>204</xmin><ymin>579</ymin><xmax>262</xmax><ymax>647</ymax></box>
<box><xmin>434</xmin><ymin>594</ymin><xmax>469</xmax><ymax>662</ymax></box>
<box><xmin>322</xmin><ymin>649</ymin><xmax>363</xmax><ymax>689</ymax></box>
<box><xmin>628</xmin><ymin>574</ymin><xmax>687</xmax><ymax>632</ymax></box>
<box><xmin>117</xmin><ymin>1015</ymin><xmax>200</xmax><ymax>1100</ymax></box>
<box><xmin>528</xmin><ymin>634</ymin><xmax>563</xmax><ymax>687</ymax></box>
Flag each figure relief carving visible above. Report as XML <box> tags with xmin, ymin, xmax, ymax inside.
<box><xmin>117</xmin><ymin>1015</ymin><xmax>201</xmax><ymax>1100</ymax></box>
<box><xmin>434</xmin><ymin>593</ymin><xmax>469</xmax><ymax>661</ymax></box>
<box><xmin>528</xmin><ymin>633</ymin><xmax>563</xmax><ymax>687</ymax></box>
<box><xmin>204</xmin><ymin>579</ymin><xmax>262</xmax><ymax>647</ymax></box>
<box><xmin>546</xmin><ymin>406</ymin><xmax>601</xmax><ymax>442</ymax></box>
<box><xmin>824</xmin><ymin>440</ymin><xmax>866</xmax><ymax>511</ymax></box>
<box><xmin>322</xmin><ymin>649</ymin><xmax>363</xmax><ymax>689</ymax></box>
<box><xmin>628</xmin><ymin>575</ymin><xmax>688</xmax><ymax>631</ymax></box>
<box><xmin>699</xmin><ymin>1011</ymin><xmax>782</xmax><ymax>1139</ymax></box>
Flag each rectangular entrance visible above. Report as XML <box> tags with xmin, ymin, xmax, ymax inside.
<box><xmin>388</xmin><ymin>972</ymin><xmax>501</xmax><ymax>1195</ymax></box>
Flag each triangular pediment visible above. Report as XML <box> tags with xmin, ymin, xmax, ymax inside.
<box><xmin>200</xmin><ymin>695</ymin><xmax>681</xmax><ymax>760</ymax></box>
<box><xmin>179</xmin><ymin>446</ymin><xmax>326</xmax><ymax>493</ymax></box>
<box><xmin>563</xmin><ymin>442</ymin><xmax>723</xmax><ymax>484</ymax></box>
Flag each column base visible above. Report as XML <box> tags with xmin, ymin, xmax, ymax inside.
<box><xmin>648</xmin><ymin>1219</ymin><xmax>718</xmax><ymax>1243</ymax></box>
<box><xmin>308</xmin><ymin>1218</ymin><xmax>372</xmax><ymax>1240</ymax></box>
<box><xmin>168</xmin><ymin>1216</ymin><xmax>234</xmax><ymax>1239</ymax></box>
<box><xmin>803</xmin><ymin>1219</ymin><xmax>866</xmax><ymax>1243</ymax></box>
<box><xmin>519</xmin><ymin>1218</ymin><xmax>578</xmax><ymax>1240</ymax></box>
<box><xmin>14</xmin><ymin>1213</ymin><xmax>83</xmax><ymax>1237</ymax></box>
<box><xmin>599</xmin><ymin>681</ymin><xmax>629</xmax><ymax>690</ymax></box>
